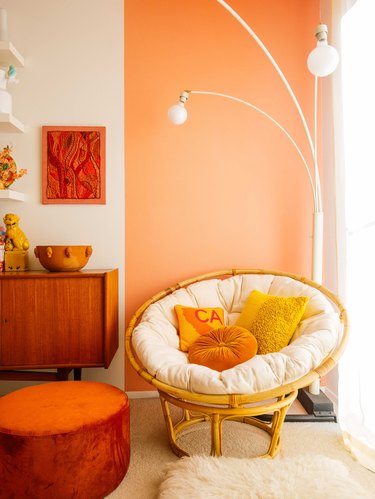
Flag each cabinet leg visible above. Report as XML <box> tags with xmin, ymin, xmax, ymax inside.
<box><xmin>57</xmin><ymin>368</ymin><xmax>72</xmax><ymax>380</ymax></box>
<box><xmin>74</xmin><ymin>368</ymin><xmax>82</xmax><ymax>380</ymax></box>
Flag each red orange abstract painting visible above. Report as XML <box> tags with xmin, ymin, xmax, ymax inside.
<box><xmin>42</xmin><ymin>126</ymin><xmax>106</xmax><ymax>204</ymax></box>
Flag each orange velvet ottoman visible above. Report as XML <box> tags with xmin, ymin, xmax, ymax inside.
<box><xmin>0</xmin><ymin>381</ymin><xmax>130</xmax><ymax>499</ymax></box>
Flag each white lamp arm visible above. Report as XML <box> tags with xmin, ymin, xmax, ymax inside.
<box><xmin>189</xmin><ymin>90</ymin><xmax>317</xmax><ymax>209</ymax></box>
<box><xmin>216</xmin><ymin>0</ymin><xmax>316</xmax><ymax>166</ymax></box>
<box><xmin>168</xmin><ymin>1</ymin><xmax>332</xmax><ymax>288</ymax></box>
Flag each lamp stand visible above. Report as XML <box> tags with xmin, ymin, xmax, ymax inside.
<box><xmin>169</xmin><ymin>0</ymin><xmax>339</xmax><ymax>423</ymax></box>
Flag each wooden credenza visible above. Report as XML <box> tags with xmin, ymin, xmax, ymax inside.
<box><xmin>0</xmin><ymin>269</ymin><xmax>118</xmax><ymax>381</ymax></box>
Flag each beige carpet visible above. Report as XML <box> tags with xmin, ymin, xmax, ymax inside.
<box><xmin>107</xmin><ymin>397</ymin><xmax>375</xmax><ymax>499</ymax></box>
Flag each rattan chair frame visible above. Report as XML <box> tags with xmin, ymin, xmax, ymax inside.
<box><xmin>125</xmin><ymin>269</ymin><xmax>349</xmax><ymax>458</ymax></box>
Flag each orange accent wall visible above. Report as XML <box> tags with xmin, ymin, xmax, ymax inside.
<box><xmin>125</xmin><ymin>0</ymin><xmax>320</xmax><ymax>391</ymax></box>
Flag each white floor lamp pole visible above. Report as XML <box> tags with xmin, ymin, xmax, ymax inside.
<box><xmin>168</xmin><ymin>0</ymin><xmax>339</xmax><ymax>395</ymax></box>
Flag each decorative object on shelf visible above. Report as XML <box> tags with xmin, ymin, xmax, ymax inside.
<box><xmin>0</xmin><ymin>145</ymin><xmax>27</xmax><ymax>189</ymax></box>
<box><xmin>3</xmin><ymin>212</ymin><xmax>29</xmax><ymax>271</ymax></box>
<box><xmin>167</xmin><ymin>0</ymin><xmax>339</xmax><ymax>398</ymax></box>
<box><xmin>0</xmin><ymin>68</ymin><xmax>11</xmax><ymax>114</ymax></box>
<box><xmin>42</xmin><ymin>126</ymin><xmax>106</xmax><ymax>204</ymax></box>
<box><xmin>34</xmin><ymin>245</ymin><xmax>93</xmax><ymax>272</ymax></box>
<box><xmin>7</xmin><ymin>65</ymin><xmax>17</xmax><ymax>81</ymax></box>
<box><xmin>0</xmin><ymin>65</ymin><xmax>19</xmax><ymax>115</ymax></box>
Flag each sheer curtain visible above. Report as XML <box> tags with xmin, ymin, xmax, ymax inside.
<box><xmin>332</xmin><ymin>0</ymin><xmax>375</xmax><ymax>472</ymax></box>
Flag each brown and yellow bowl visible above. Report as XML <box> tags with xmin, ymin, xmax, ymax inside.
<box><xmin>34</xmin><ymin>245</ymin><xmax>93</xmax><ymax>272</ymax></box>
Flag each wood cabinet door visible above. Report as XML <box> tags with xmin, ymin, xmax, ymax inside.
<box><xmin>0</xmin><ymin>276</ymin><xmax>104</xmax><ymax>367</ymax></box>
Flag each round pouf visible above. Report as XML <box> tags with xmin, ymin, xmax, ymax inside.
<box><xmin>0</xmin><ymin>381</ymin><xmax>130</xmax><ymax>499</ymax></box>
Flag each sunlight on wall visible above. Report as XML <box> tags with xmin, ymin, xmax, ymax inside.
<box><xmin>340</xmin><ymin>0</ymin><xmax>375</xmax><ymax>462</ymax></box>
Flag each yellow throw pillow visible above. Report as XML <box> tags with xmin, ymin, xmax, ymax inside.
<box><xmin>235</xmin><ymin>290</ymin><xmax>309</xmax><ymax>354</ymax></box>
<box><xmin>174</xmin><ymin>305</ymin><xmax>225</xmax><ymax>352</ymax></box>
<box><xmin>188</xmin><ymin>326</ymin><xmax>258</xmax><ymax>371</ymax></box>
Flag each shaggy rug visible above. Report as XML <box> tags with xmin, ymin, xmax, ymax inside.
<box><xmin>158</xmin><ymin>454</ymin><xmax>370</xmax><ymax>499</ymax></box>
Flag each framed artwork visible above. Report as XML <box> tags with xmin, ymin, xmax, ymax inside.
<box><xmin>42</xmin><ymin>126</ymin><xmax>106</xmax><ymax>204</ymax></box>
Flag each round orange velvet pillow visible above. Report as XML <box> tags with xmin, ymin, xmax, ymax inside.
<box><xmin>188</xmin><ymin>325</ymin><xmax>258</xmax><ymax>371</ymax></box>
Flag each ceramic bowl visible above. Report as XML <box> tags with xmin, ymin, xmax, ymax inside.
<box><xmin>34</xmin><ymin>245</ymin><xmax>93</xmax><ymax>272</ymax></box>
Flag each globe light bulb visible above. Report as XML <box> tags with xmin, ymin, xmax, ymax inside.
<box><xmin>307</xmin><ymin>25</ymin><xmax>339</xmax><ymax>77</ymax></box>
<box><xmin>307</xmin><ymin>41</ymin><xmax>339</xmax><ymax>77</ymax></box>
<box><xmin>168</xmin><ymin>103</ymin><xmax>188</xmax><ymax>125</ymax></box>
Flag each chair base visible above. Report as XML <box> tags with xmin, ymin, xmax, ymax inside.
<box><xmin>158</xmin><ymin>389</ymin><xmax>298</xmax><ymax>458</ymax></box>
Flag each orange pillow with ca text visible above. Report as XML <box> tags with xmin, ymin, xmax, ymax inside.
<box><xmin>174</xmin><ymin>305</ymin><xmax>225</xmax><ymax>351</ymax></box>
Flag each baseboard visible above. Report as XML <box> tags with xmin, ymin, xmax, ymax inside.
<box><xmin>126</xmin><ymin>390</ymin><xmax>159</xmax><ymax>399</ymax></box>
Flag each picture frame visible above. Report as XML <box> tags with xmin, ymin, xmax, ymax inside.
<box><xmin>42</xmin><ymin>126</ymin><xmax>106</xmax><ymax>204</ymax></box>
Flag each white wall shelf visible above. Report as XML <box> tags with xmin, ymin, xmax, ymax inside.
<box><xmin>0</xmin><ymin>41</ymin><xmax>24</xmax><ymax>132</ymax></box>
<box><xmin>0</xmin><ymin>189</ymin><xmax>25</xmax><ymax>201</ymax></box>
<box><xmin>0</xmin><ymin>41</ymin><xmax>24</xmax><ymax>67</ymax></box>
<box><xmin>0</xmin><ymin>112</ymin><xmax>24</xmax><ymax>132</ymax></box>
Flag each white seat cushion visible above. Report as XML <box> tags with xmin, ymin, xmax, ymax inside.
<box><xmin>132</xmin><ymin>274</ymin><xmax>342</xmax><ymax>395</ymax></box>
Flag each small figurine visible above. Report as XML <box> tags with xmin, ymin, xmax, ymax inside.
<box><xmin>4</xmin><ymin>213</ymin><xmax>29</xmax><ymax>251</ymax></box>
<box><xmin>7</xmin><ymin>65</ymin><xmax>17</xmax><ymax>80</ymax></box>
<box><xmin>4</xmin><ymin>65</ymin><xmax>19</xmax><ymax>85</ymax></box>
<box><xmin>3</xmin><ymin>213</ymin><xmax>29</xmax><ymax>271</ymax></box>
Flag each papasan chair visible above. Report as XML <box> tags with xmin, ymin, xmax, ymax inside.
<box><xmin>126</xmin><ymin>269</ymin><xmax>348</xmax><ymax>458</ymax></box>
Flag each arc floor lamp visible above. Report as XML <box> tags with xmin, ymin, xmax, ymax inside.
<box><xmin>168</xmin><ymin>0</ymin><xmax>339</xmax><ymax>406</ymax></box>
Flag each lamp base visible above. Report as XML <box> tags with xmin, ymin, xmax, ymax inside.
<box><xmin>257</xmin><ymin>388</ymin><xmax>337</xmax><ymax>423</ymax></box>
<box><xmin>296</xmin><ymin>387</ymin><xmax>337</xmax><ymax>421</ymax></box>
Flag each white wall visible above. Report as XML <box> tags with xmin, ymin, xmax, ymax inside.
<box><xmin>0</xmin><ymin>0</ymin><xmax>124</xmax><ymax>395</ymax></box>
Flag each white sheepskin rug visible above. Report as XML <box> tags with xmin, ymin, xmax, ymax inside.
<box><xmin>158</xmin><ymin>454</ymin><xmax>370</xmax><ymax>499</ymax></box>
